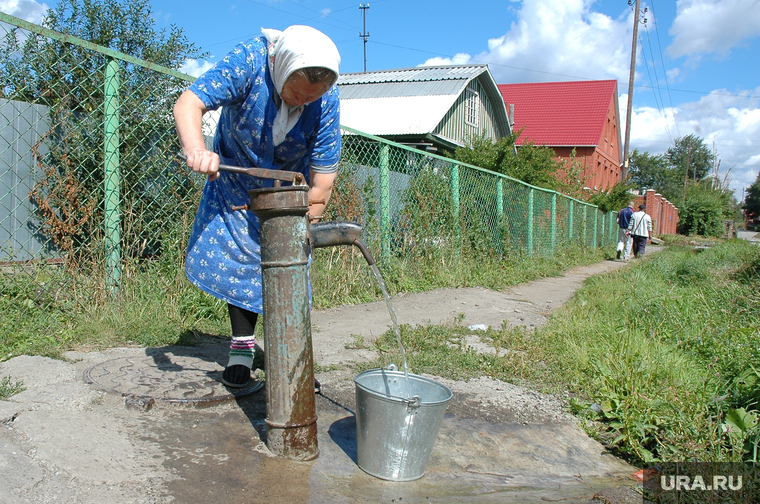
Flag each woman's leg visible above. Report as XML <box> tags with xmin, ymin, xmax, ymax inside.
<box><xmin>222</xmin><ymin>304</ymin><xmax>259</xmax><ymax>387</ymax></box>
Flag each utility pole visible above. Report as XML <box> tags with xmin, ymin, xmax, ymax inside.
<box><xmin>622</xmin><ymin>0</ymin><xmax>641</xmax><ymax>180</ymax></box>
<box><xmin>359</xmin><ymin>4</ymin><xmax>370</xmax><ymax>72</ymax></box>
<box><xmin>682</xmin><ymin>139</ymin><xmax>693</xmax><ymax>206</ymax></box>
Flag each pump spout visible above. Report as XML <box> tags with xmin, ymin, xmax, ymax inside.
<box><xmin>310</xmin><ymin>221</ymin><xmax>375</xmax><ymax>266</ymax></box>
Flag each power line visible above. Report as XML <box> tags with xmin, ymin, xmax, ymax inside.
<box><xmin>199</xmin><ymin>0</ymin><xmax>364</xmax><ymax>50</ymax></box>
<box><xmin>369</xmin><ymin>38</ymin><xmax>760</xmax><ymax>100</ymax></box>
<box><xmin>640</xmin><ymin>20</ymin><xmax>674</xmax><ymax>145</ymax></box>
<box><xmin>648</xmin><ymin>0</ymin><xmax>681</xmax><ymax>138</ymax></box>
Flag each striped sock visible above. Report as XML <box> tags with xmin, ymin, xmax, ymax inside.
<box><xmin>228</xmin><ymin>335</ymin><xmax>256</xmax><ymax>368</ymax></box>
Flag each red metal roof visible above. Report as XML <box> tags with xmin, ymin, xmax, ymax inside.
<box><xmin>498</xmin><ymin>80</ymin><xmax>618</xmax><ymax>147</ymax></box>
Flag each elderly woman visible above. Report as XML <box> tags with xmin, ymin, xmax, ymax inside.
<box><xmin>173</xmin><ymin>25</ymin><xmax>341</xmax><ymax>387</ymax></box>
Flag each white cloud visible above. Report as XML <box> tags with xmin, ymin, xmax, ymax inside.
<box><xmin>422</xmin><ymin>0</ymin><xmax>632</xmax><ymax>85</ymax></box>
<box><xmin>422</xmin><ymin>53</ymin><xmax>472</xmax><ymax>66</ymax></box>
<box><xmin>179</xmin><ymin>59</ymin><xmax>215</xmax><ymax>78</ymax></box>
<box><xmin>0</xmin><ymin>0</ymin><xmax>48</xmax><ymax>24</ymax></box>
<box><xmin>668</xmin><ymin>0</ymin><xmax>760</xmax><ymax>59</ymax></box>
<box><xmin>622</xmin><ymin>87</ymin><xmax>760</xmax><ymax>197</ymax></box>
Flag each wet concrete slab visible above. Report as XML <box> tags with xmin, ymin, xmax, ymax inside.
<box><xmin>142</xmin><ymin>356</ymin><xmax>638</xmax><ymax>504</ymax></box>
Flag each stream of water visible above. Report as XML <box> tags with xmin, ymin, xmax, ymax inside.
<box><xmin>369</xmin><ymin>264</ymin><xmax>410</xmax><ymax>392</ymax></box>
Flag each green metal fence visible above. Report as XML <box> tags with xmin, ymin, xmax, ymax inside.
<box><xmin>1</xmin><ymin>13</ymin><xmax>616</xmax><ymax>342</ymax></box>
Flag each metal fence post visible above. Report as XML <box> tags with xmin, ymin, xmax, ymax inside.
<box><xmin>594</xmin><ymin>208</ymin><xmax>599</xmax><ymax>246</ymax></box>
<box><xmin>527</xmin><ymin>188</ymin><xmax>534</xmax><ymax>255</ymax></box>
<box><xmin>550</xmin><ymin>193</ymin><xmax>557</xmax><ymax>254</ymax></box>
<box><xmin>451</xmin><ymin>163</ymin><xmax>460</xmax><ymax>253</ymax></box>
<box><xmin>583</xmin><ymin>204</ymin><xmax>588</xmax><ymax>246</ymax></box>
<box><xmin>104</xmin><ymin>57</ymin><xmax>121</xmax><ymax>294</ymax></box>
<box><xmin>496</xmin><ymin>178</ymin><xmax>503</xmax><ymax>251</ymax></box>
<box><xmin>379</xmin><ymin>143</ymin><xmax>390</xmax><ymax>261</ymax></box>
<box><xmin>568</xmin><ymin>199</ymin><xmax>574</xmax><ymax>240</ymax></box>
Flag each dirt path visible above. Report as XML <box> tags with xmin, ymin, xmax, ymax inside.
<box><xmin>0</xmin><ymin>255</ymin><xmax>650</xmax><ymax>504</ymax></box>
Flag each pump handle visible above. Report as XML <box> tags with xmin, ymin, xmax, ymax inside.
<box><xmin>177</xmin><ymin>153</ymin><xmax>305</xmax><ymax>185</ymax></box>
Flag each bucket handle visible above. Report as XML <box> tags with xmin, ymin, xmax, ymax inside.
<box><xmin>383</xmin><ymin>364</ymin><xmax>421</xmax><ymax>410</ymax></box>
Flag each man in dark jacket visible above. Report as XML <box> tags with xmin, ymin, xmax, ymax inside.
<box><xmin>616</xmin><ymin>201</ymin><xmax>634</xmax><ymax>260</ymax></box>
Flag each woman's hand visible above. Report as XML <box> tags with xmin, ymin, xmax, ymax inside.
<box><xmin>184</xmin><ymin>149</ymin><xmax>221</xmax><ymax>181</ymax></box>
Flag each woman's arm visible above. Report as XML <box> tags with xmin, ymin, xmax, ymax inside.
<box><xmin>308</xmin><ymin>170</ymin><xmax>338</xmax><ymax>223</ymax></box>
<box><xmin>174</xmin><ymin>89</ymin><xmax>221</xmax><ymax>180</ymax></box>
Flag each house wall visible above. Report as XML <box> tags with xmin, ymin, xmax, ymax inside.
<box><xmin>544</xmin><ymin>95</ymin><xmax>622</xmax><ymax>192</ymax></box>
<box><xmin>632</xmin><ymin>189</ymin><xmax>679</xmax><ymax>236</ymax></box>
<box><xmin>434</xmin><ymin>78</ymin><xmax>502</xmax><ymax>145</ymax></box>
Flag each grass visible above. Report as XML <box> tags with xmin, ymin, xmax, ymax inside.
<box><xmin>363</xmin><ymin>239</ymin><xmax>760</xmax><ymax>464</ymax></box>
<box><xmin>0</xmin><ymin>376</ymin><xmax>25</xmax><ymax>400</ymax></box>
<box><xmin>1</xmin><ymin>238</ymin><xmax>606</xmax><ymax>362</ymax></box>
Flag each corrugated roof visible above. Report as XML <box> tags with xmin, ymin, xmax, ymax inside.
<box><xmin>338</xmin><ymin>65</ymin><xmax>488</xmax><ymax>86</ymax></box>
<box><xmin>497</xmin><ymin>80</ymin><xmax>618</xmax><ymax>147</ymax></box>
<box><xmin>338</xmin><ymin>80</ymin><xmax>465</xmax><ymax>99</ymax></box>
<box><xmin>338</xmin><ymin>64</ymin><xmax>509</xmax><ymax>138</ymax></box>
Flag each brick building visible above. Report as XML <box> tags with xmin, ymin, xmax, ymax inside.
<box><xmin>498</xmin><ymin>80</ymin><xmax>622</xmax><ymax>192</ymax></box>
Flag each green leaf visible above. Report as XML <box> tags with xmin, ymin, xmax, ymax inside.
<box><xmin>724</xmin><ymin>408</ymin><xmax>758</xmax><ymax>437</ymax></box>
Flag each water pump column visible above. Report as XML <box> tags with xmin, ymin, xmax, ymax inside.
<box><xmin>249</xmin><ymin>185</ymin><xmax>318</xmax><ymax>461</ymax></box>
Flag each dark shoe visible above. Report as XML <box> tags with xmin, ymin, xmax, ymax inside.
<box><xmin>221</xmin><ymin>364</ymin><xmax>251</xmax><ymax>388</ymax></box>
<box><xmin>616</xmin><ymin>250</ymin><xmax>621</xmax><ymax>260</ymax></box>
<box><xmin>315</xmin><ymin>379</ymin><xmax>322</xmax><ymax>394</ymax></box>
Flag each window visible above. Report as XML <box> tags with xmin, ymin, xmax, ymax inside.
<box><xmin>465</xmin><ymin>88</ymin><xmax>479</xmax><ymax>127</ymax></box>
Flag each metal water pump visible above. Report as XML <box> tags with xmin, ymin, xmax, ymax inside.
<box><xmin>248</xmin><ymin>184</ymin><xmax>369</xmax><ymax>460</ymax></box>
<box><xmin>180</xmin><ymin>155</ymin><xmax>371</xmax><ymax>460</ymax></box>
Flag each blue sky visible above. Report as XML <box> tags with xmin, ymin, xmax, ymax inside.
<box><xmin>3</xmin><ymin>0</ymin><xmax>759</xmax><ymax>200</ymax></box>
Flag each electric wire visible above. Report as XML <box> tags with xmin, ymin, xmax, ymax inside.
<box><xmin>193</xmin><ymin>0</ymin><xmax>759</xmax><ymax>103</ymax></box>
<box><xmin>648</xmin><ymin>0</ymin><xmax>681</xmax><ymax>138</ymax></box>
<box><xmin>640</xmin><ymin>22</ymin><xmax>674</xmax><ymax>145</ymax></box>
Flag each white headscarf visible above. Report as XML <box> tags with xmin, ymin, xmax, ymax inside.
<box><xmin>261</xmin><ymin>25</ymin><xmax>341</xmax><ymax>146</ymax></box>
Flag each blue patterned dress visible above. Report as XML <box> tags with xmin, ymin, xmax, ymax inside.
<box><xmin>185</xmin><ymin>36</ymin><xmax>341</xmax><ymax>313</ymax></box>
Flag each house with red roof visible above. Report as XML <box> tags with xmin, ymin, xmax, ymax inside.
<box><xmin>498</xmin><ymin>80</ymin><xmax>622</xmax><ymax>192</ymax></box>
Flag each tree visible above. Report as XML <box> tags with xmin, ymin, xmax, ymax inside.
<box><xmin>627</xmin><ymin>149</ymin><xmax>682</xmax><ymax>203</ymax></box>
<box><xmin>667</xmin><ymin>134</ymin><xmax>716</xmax><ymax>185</ymax></box>
<box><xmin>743</xmin><ymin>171</ymin><xmax>760</xmax><ymax>229</ymax></box>
<box><xmin>0</xmin><ymin>0</ymin><xmax>206</xmax><ymax>264</ymax></box>
<box><xmin>588</xmin><ymin>180</ymin><xmax>635</xmax><ymax>214</ymax></box>
<box><xmin>452</xmin><ymin>133</ymin><xmax>573</xmax><ymax>193</ymax></box>
<box><xmin>678</xmin><ymin>181</ymin><xmax>732</xmax><ymax>237</ymax></box>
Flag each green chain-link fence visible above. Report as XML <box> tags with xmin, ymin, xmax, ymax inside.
<box><xmin>1</xmin><ymin>13</ymin><xmax>616</xmax><ymax>348</ymax></box>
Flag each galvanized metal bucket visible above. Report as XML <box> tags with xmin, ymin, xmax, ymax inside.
<box><xmin>353</xmin><ymin>364</ymin><xmax>453</xmax><ymax>481</ymax></box>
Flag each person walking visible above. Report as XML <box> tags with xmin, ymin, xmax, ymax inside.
<box><xmin>173</xmin><ymin>25</ymin><xmax>341</xmax><ymax>388</ymax></box>
<box><xmin>628</xmin><ymin>204</ymin><xmax>652</xmax><ymax>258</ymax></box>
<box><xmin>616</xmin><ymin>201</ymin><xmax>634</xmax><ymax>260</ymax></box>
